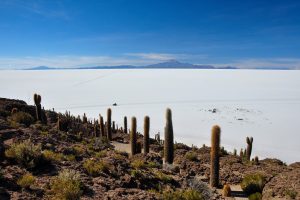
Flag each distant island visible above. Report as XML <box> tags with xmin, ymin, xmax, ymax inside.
<box><xmin>23</xmin><ymin>60</ymin><xmax>294</xmax><ymax>70</ymax></box>
<box><xmin>23</xmin><ymin>60</ymin><xmax>236</xmax><ymax>70</ymax></box>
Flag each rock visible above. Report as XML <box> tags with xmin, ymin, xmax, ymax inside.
<box><xmin>262</xmin><ymin>167</ymin><xmax>300</xmax><ymax>199</ymax></box>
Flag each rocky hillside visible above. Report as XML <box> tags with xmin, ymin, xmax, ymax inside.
<box><xmin>0</xmin><ymin>97</ymin><xmax>299</xmax><ymax>200</ymax></box>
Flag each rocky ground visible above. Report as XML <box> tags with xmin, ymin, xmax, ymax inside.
<box><xmin>0</xmin><ymin>97</ymin><xmax>299</xmax><ymax>200</ymax></box>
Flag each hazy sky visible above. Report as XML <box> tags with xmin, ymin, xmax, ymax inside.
<box><xmin>0</xmin><ymin>0</ymin><xmax>300</xmax><ymax>69</ymax></box>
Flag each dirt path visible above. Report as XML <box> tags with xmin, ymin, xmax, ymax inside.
<box><xmin>111</xmin><ymin>141</ymin><xmax>131</xmax><ymax>153</ymax></box>
<box><xmin>230</xmin><ymin>185</ymin><xmax>248</xmax><ymax>199</ymax></box>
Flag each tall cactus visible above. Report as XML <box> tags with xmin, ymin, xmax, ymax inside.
<box><xmin>164</xmin><ymin>108</ymin><xmax>174</xmax><ymax>164</ymax></box>
<box><xmin>112</xmin><ymin>121</ymin><xmax>116</xmax><ymax>133</ymax></box>
<box><xmin>240</xmin><ymin>148</ymin><xmax>244</xmax><ymax>157</ymax></box>
<box><xmin>99</xmin><ymin>115</ymin><xmax>105</xmax><ymax>138</ymax></box>
<box><xmin>124</xmin><ymin>116</ymin><xmax>127</xmax><ymax>133</ymax></box>
<box><xmin>57</xmin><ymin>115</ymin><xmax>61</xmax><ymax>131</ymax></box>
<box><xmin>33</xmin><ymin>93</ymin><xmax>42</xmax><ymax>121</ymax></box>
<box><xmin>246</xmin><ymin>137</ymin><xmax>253</xmax><ymax>161</ymax></box>
<box><xmin>83</xmin><ymin>113</ymin><xmax>87</xmax><ymax>124</ymax></box>
<box><xmin>143</xmin><ymin>116</ymin><xmax>150</xmax><ymax>154</ymax></box>
<box><xmin>130</xmin><ymin>117</ymin><xmax>137</xmax><ymax>156</ymax></box>
<box><xmin>107</xmin><ymin>108</ymin><xmax>112</xmax><ymax>141</ymax></box>
<box><xmin>210</xmin><ymin>125</ymin><xmax>221</xmax><ymax>187</ymax></box>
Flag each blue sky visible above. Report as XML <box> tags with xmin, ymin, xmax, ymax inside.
<box><xmin>0</xmin><ymin>0</ymin><xmax>300</xmax><ymax>69</ymax></box>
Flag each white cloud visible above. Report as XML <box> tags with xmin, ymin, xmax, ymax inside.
<box><xmin>125</xmin><ymin>53</ymin><xmax>180</xmax><ymax>60</ymax></box>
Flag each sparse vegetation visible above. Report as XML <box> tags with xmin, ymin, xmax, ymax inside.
<box><xmin>50</xmin><ymin>169</ymin><xmax>82</xmax><ymax>200</ymax></box>
<box><xmin>83</xmin><ymin>159</ymin><xmax>110</xmax><ymax>176</ymax></box>
<box><xmin>162</xmin><ymin>189</ymin><xmax>203</xmax><ymax>200</ymax></box>
<box><xmin>248</xmin><ymin>192</ymin><xmax>262</xmax><ymax>200</ymax></box>
<box><xmin>241</xmin><ymin>173</ymin><xmax>265</xmax><ymax>195</ymax></box>
<box><xmin>155</xmin><ymin>171</ymin><xmax>173</xmax><ymax>184</ymax></box>
<box><xmin>17</xmin><ymin>173</ymin><xmax>36</xmax><ymax>189</ymax></box>
<box><xmin>185</xmin><ymin>152</ymin><xmax>198</xmax><ymax>161</ymax></box>
<box><xmin>131</xmin><ymin>159</ymin><xmax>146</xmax><ymax>169</ymax></box>
<box><xmin>5</xmin><ymin>140</ymin><xmax>42</xmax><ymax>168</ymax></box>
<box><xmin>11</xmin><ymin>111</ymin><xmax>34</xmax><ymax>127</ymax></box>
<box><xmin>285</xmin><ymin>189</ymin><xmax>297</xmax><ymax>199</ymax></box>
<box><xmin>43</xmin><ymin>150</ymin><xmax>64</xmax><ymax>162</ymax></box>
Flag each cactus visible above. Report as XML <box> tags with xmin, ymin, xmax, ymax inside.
<box><xmin>94</xmin><ymin>120</ymin><xmax>99</xmax><ymax>137</ymax></box>
<box><xmin>112</xmin><ymin>121</ymin><xmax>115</xmax><ymax>133</ymax></box>
<box><xmin>57</xmin><ymin>115</ymin><xmax>61</xmax><ymax>131</ymax></box>
<box><xmin>130</xmin><ymin>117</ymin><xmax>137</xmax><ymax>156</ymax></box>
<box><xmin>246</xmin><ymin>137</ymin><xmax>253</xmax><ymax>160</ymax></box>
<box><xmin>99</xmin><ymin>115</ymin><xmax>105</xmax><ymax>138</ymax></box>
<box><xmin>33</xmin><ymin>93</ymin><xmax>42</xmax><ymax>121</ymax></box>
<box><xmin>164</xmin><ymin>108</ymin><xmax>174</xmax><ymax>164</ymax></box>
<box><xmin>233</xmin><ymin>149</ymin><xmax>237</xmax><ymax>156</ymax></box>
<box><xmin>107</xmin><ymin>108</ymin><xmax>112</xmax><ymax>141</ymax></box>
<box><xmin>210</xmin><ymin>125</ymin><xmax>221</xmax><ymax>187</ymax></box>
<box><xmin>222</xmin><ymin>184</ymin><xmax>231</xmax><ymax>197</ymax></box>
<box><xmin>143</xmin><ymin>116</ymin><xmax>150</xmax><ymax>154</ymax></box>
<box><xmin>83</xmin><ymin>113</ymin><xmax>87</xmax><ymax>124</ymax></box>
<box><xmin>254</xmin><ymin>156</ymin><xmax>259</xmax><ymax>165</ymax></box>
<box><xmin>124</xmin><ymin>116</ymin><xmax>127</xmax><ymax>133</ymax></box>
<box><xmin>240</xmin><ymin>148</ymin><xmax>244</xmax><ymax>157</ymax></box>
<box><xmin>136</xmin><ymin>142</ymin><xmax>142</xmax><ymax>154</ymax></box>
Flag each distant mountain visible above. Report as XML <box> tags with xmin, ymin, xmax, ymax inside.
<box><xmin>22</xmin><ymin>60</ymin><xmax>237</xmax><ymax>70</ymax></box>
<box><xmin>24</xmin><ymin>66</ymin><xmax>57</xmax><ymax>70</ymax></box>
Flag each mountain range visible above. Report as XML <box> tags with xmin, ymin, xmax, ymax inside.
<box><xmin>24</xmin><ymin>60</ymin><xmax>293</xmax><ymax>70</ymax></box>
<box><xmin>24</xmin><ymin>60</ymin><xmax>236</xmax><ymax>70</ymax></box>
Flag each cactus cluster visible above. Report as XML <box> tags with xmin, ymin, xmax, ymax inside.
<box><xmin>210</xmin><ymin>125</ymin><xmax>221</xmax><ymax>187</ymax></box>
<box><xmin>246</xmin><ymin>137</ymin><xmax>253</xmax><ymax>161</ymax></box>
<box><xmin>33</xmin><ymin>93</ymin><xmax>42</xmax><ymax>122</ymax></box>
<box><xmin>164</xmin><ymin>108</ymin><xmax>174</xmax><ymax>164</ymax></box>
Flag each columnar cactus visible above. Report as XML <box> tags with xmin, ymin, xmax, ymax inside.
<box><xmin>94</xmin><ymin>120</ymin><xmax>99</xmax><ymax>137</ymax></box>
<box><xmin>233</xmin><ymin>149</ymin><xmax>237</xmax><ymax>156</ymax></box>
<box><xmin>164</xmin><ymin>108</ymin><xmax>174</xmax><ymax>164</ymax></box>
<box><xmin>136</xmin><ymin>142</ymin><xmax>142</xmax><ymax>154</ymax></box>
<box><xmin>124</xmin><ymin>116</ymin><xmax>127</xmax><ymax>133</ymax></box>
<box><xmin>57</xmin><ymin>115</ymin><xmax>61</xmax><ymax>131</ymax></box>
<box><xmin>112</xmin><ymin>121</ymin><xmax>115</xmax><ymax>133</ymax></box>
<box><xmin>33</xmin><ymin>93</ymin><xmax>42</xmax><ymax>121</ymax></box>
<box><xmin>99</xmin><ymin>115</ymin><xmax>105</xmax><ymax>138</ymax></box>
<box><xmin>254</xmin><ymin>156</ymin><xmax>259</xmax><ymax>164</ymax></box>
<box><xmin>246</xmin><ymin>137</ymin><xmax>253</xmax><ymax>160</ymax></box>
<box><xmin>130</xmin><ymin>117</ymin><xmax>137</xmax><ymax>156</ymax></box>
<box><xmin>240</xmin><ymin>148</ymin><xmax>244</xmax><ymax>157</ymax></box>
<box><xmin>107</xmin><ymin>108</ymin><xmax>112</xmax><ymax>141</ymax></box>
<box><xmin>83</xmin><ymin>113</ymin><xmax>87</xmax><ymax>124</ymax></box>
<box><xmin>210</xmin><ymin>125</ymin><xmax>221</xmax><ymax>187</ymax></box>
<box><xmin>143</xmin><ymin>116</ymin><xmax>150</xmax><ymax>154</ymax></box>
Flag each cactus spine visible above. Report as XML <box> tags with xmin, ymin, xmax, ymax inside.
<box><xmin>246</xmin><ymin>137</ymin><xmax>253</xmax><ymax>160</ymax></box>
<box><xmin>99</xmin><ymin>115</ymin><xmax>105</xmax><ymax>138</ymax></box>
<box><xmin>107</xmin><ymin>108</ymin><xmax>112</xmax><ymax>141</ymax></box>
<box><xmin>124</xmin><ymin>116</ymin><xmax>127</xmax><ymax>133</ymax></box>
<box><xmin>164</xmin><ymin>108</ymin><xmax>174</xmax><ymax>164</ymax></box>
<box><xmin>210</xmin><ymin>125</ymin><xmax>221</xmax><ymax>187</ymax></box>
<box><xmin>143</xmin><ymin>116</ymin><xmax>150</xmax><ymax>154</ymax></box>
<box><xmin>130</xmin><ymin>117</ymin><xmax>137</xmax><ymax>156</ymax></box>
<box><xmin>33</xmin><ymin>93</ymin><xmax>42</xmax><ymax>121</ymax></box>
